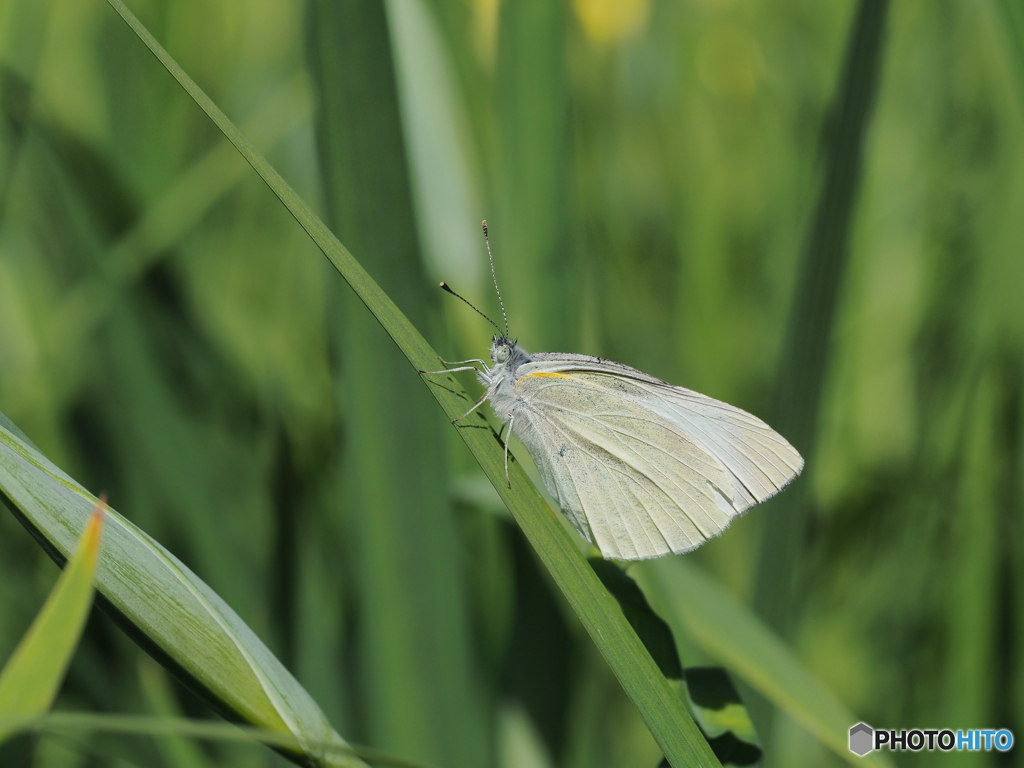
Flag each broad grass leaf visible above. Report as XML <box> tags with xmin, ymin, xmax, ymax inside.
<box><xmin>635</xmin><ymin>558</ymin><xmax>895</xmax><ymax>768</ymax></box>
<box><xmin>0</xmin><ymin>418</ymin><xmax>366</xmax><ymax>768</ymax></box>
<box><xmin>0</xmin><ymin>503</ymin><xmax>104</xmax><ymax>742</ymax></box>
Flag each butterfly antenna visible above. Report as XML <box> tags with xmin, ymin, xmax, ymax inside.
<box><xmin>482</xmin><ymin>220</ymin><xmax>509</xmax><ymax>336</ymax></box>
<box><xmin>439</xmin><ymin>282</ymin><xmax>502</xmax><ymax>333</ymax></box>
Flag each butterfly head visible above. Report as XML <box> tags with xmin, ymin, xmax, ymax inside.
<box><xmin>490</xmin><ymin>335</ymin><xmax>530</xmax><ymax>370</ymax></box>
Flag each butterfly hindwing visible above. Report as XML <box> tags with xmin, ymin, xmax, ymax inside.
<box><xmin>510</xmin><ymin>366</ymin><xmax>735</xmax><ymax>559</ymax></box>
<box><xmin>525</xmin><ymin>355</ymin><xmax>803</xmax><ymax>509</ymax></box>
<box><xmin>508</xmin><ymin>356</ymin><xmax>802</xmax><ymax>560</ymax></box>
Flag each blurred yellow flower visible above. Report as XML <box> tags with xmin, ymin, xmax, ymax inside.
<box><xmin>573</xmin><ymin>0</ymin><xmax>651</xmax><ymax>46</ymax></box>
<box><xmin>470</xmin><ymin>0</ymin><xmax>500</xmax><ymax>67</ymax></box>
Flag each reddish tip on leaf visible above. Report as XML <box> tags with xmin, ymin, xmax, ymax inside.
<box><xmin>82</xmin><ymin>496</ymin><xmax>107</xmax><ymax>556</ymax></box>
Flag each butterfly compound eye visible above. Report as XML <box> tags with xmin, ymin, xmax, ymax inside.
<box><xmin>496</xmin><ymin>346</ymin><xmax>511</xmax><ymax>363</ymax></box>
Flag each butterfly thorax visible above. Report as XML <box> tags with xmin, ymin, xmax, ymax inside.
<box><xmin>479</xmin><ymin>336</ymin><xmax>531</xmax><ymax>420</ymax></box>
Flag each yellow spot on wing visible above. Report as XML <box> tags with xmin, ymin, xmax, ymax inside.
<box><xmin>517</xmin><ymin>371</ymin><xmax>601</xmax><ymax>390</ymax></box>
<box><xmin>521</xmin><ymin>371</ymin><xmax>576</xmax><ymax>381</ymax></box>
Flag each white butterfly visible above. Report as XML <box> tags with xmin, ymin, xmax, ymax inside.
<box><xmin>429</xmin><ymin>224</ymin><xmax>803</xmax><ymax>561</ymax></box>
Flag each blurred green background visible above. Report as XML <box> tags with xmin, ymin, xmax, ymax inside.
<box><xmin>1</xmin><ymin>0</ymin><xmax>1022</xmax><ymax>766</ymax></box>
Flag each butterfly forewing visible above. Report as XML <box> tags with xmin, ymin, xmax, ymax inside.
<box><xmin>624</xmin><ymin>378</ymin><xmax>803</xmax><ymax>508</ymax></box>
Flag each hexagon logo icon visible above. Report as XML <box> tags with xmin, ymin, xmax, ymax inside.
<box><xmin>849</xmin><ymin>722</ymin><xmax>874</xmax><ymax>756</ymax></box>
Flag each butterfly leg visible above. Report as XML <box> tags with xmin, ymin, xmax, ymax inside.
<box><xmin>418</xmin><ymin>365</ymin><xmax>481</xmax><ymax>375</ymax></box>
<box><xmin>437</xmin><ymin>357</ymin><xmax>486</xmax><ymax>368</ymax></box>
<box><xmin>451</xmin><ymin>391</ymin><xmax>489</xmax><ymax>424</ymax></box>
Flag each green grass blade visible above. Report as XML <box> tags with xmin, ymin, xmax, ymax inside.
<box><xmin>138</xmin><ymin>656</ymin><xmax>216</xmax><ymax>768</ymax></box>
<box><xmin>681</xmin><ymin>668</ymin><xmax>762</xmax><ymax>768</ymax></box>
<box><xmin>58</xmin><ymin>75</ymin><xmax>311</xmax><ymax>346</ymax></box>
<box><xmin>635</xmin><ymin>558</ymin><xmax>895</xmax><ymax>768</ymax></box>
<box><xmin>0</xmin><ymin>503</ymin><xmax>103</xmax><ymax>742</ymax></box>
<box><xmin>995</xmin><ymin>0</ymin><xmax>1024</xmax><ymax>92</ymax></box>
<box><xmin>0</xmin><ymin>419</ymin><xmax>366</xmax><ymax>768</ymax></box>
<box><xmin>495</xmin><ymin>0</ymin><xmax>570</xmax><ymax>350</ymax></box>
<box><xmin>384</xmin><ymin>0</ymin><xmax>483</xmax><ymax>283</ymax></box>
<box><xmin>305</xmin><ymin>0</ymin><xmax>487</xmax><ymax>764</ymax></box>
<box><xmin>754</xmin><ymin>0</ymin><xmax>891</xmax><ymax>635</ymax></box>
<box><xmin>102</xmin><ymin>1</ymin><xmax>721</xmax><ymax>764</ymax></box>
